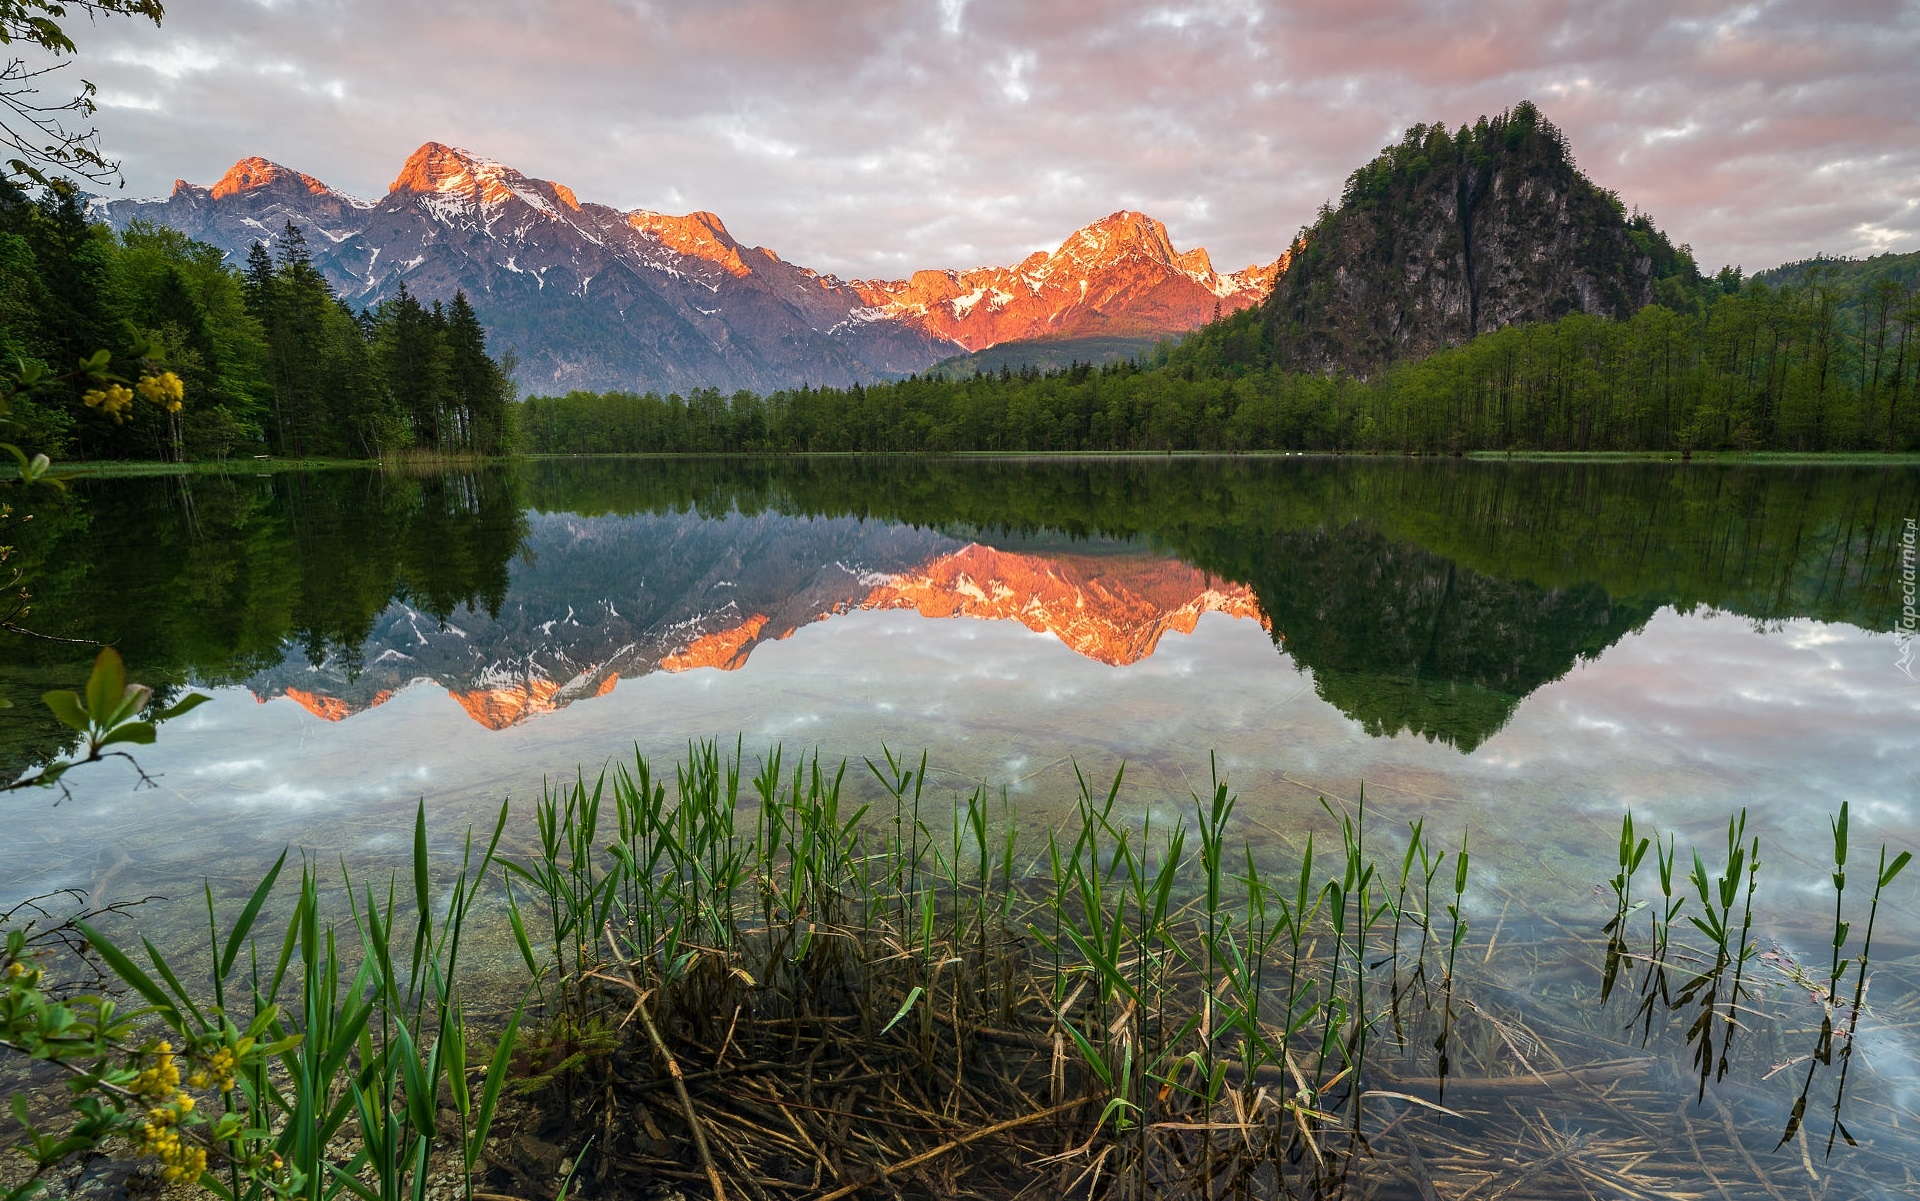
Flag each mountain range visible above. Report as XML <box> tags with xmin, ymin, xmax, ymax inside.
<box><xmin>97</xmin><ymin>143</ymin><xmax>1278</xmax><ymax>394</ymax></box>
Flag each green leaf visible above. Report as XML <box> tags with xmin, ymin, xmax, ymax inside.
<box><xmin>394</xmin><ymin>1022</ymin><xmax>436</xmax><ymax>1138</ymax></box>
<box><xmin>412</xmin><ymin>801</ymin><xmax>431</xmax><ymax>942</ymax></box>
<box><xmin>72</xmin><ymin>921</ymin><xmax>179</xmax><ymax>1025</ymax></box>
<box><xmin>100</xmin><ymin>684</ymin><xmax>151</xmax><ymax>731</ymax></box>
<box><xmin>141</xmin><ymin>937</ymin><xmax>210</xmax><ymax>1028</ymax></box>
<box><xmin>220</xmin><ymin>849</ymin><xmax>288</xmax><ymax>979</ymax></box>
<box><xmin>554</xmin><ymin>1135</ymin><xmax>593</xmax><ymax>1201</ymax></box>
<box><xmin>96</xmin><ymin>721</ymin><xmax>156</xmax><ymax>749</ymax></box>
<box><xmin>880</xmin><ymin>985</ymin><xmax>924</xmax><ymax>1035</ymax></box>
<box><xmin>469</xmin><ymin>999</ymin><xmax>523</xmax><ymax>1166</ymax></box>
<box><xmin>156</xmin><ymin>693</ymin><xmax>211</xmax><ymax>721</ymax></box>
<box><xmin>503</xmin><ymin>887</ymin><xmax>541</xmax><ymax>978</ymax></box>
<box><xmin>1061</xmin><ymin>1021</ymin><xmax>1112</xmax><ymax>1086</ymax></box>
<box><xmin>326</xmin><ymin>1162</ymin><xmax>382</xmax><ymax>1201</ymax></box>
<box><xmin>445</xmin><ymin>1014</ymin><xmax>470</xmax><ymax>1110</ymax></box>
<box><xmin>1881</xmin><ymin>851</ymin><xmax>1913</xmax><ymax>889</ymax></box>
<box><xmin>40</xmin><ymin>690</ymin><xmax>88</xmax><ymax>732</ymax></box>
<box><xmin>84</xmin><ymin>648</ymin><xmax>126</xmax><ymax>720</ymax></box>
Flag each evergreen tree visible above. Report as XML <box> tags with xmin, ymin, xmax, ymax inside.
<box><xmin>25</xmin><ymin>183</ymin><xmax>116</xmax><ymax>456</ymax></box>
<box><xmin>443</xmin><ymin>291</ymin><xmax>510</xmax><ymax>453</ymax></box>
<box><xmin>375</xmin><ymin>284</ymin><xmax>448</xmax><ymax>450</ymax></box>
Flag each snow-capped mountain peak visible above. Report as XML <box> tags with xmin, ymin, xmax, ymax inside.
<box><xmin>851</xmin><ymin>209</ymin><xmax>1281</xmax><ymax>350</ymax></box>
<box><xmin>97</xmin><ymin>142</ymin><xmax>1286</xmax><ymax>389</ymax></box>
<box><xmin>387</xmin><ymin>141</ymin><xmax>582</xmax><ymax>223</ymax></box>
<box><xmin>209</xmin><ymin>156</ymin><xmax>340</xmax><ymax>202</ymax></box>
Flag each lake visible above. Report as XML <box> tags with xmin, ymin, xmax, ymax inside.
<box><xmin>4</xmin><ymin>456</ymin><xmax>1917</xmax><ymax>1195</ymax></box>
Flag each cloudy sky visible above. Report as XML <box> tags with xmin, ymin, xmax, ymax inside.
<box><xmin>56</xmin><ymin>0</ymin><xmax>1920</xmax><ymax>277</ymax></box>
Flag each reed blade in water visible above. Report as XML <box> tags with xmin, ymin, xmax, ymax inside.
<box><xmin>1601</xmin><ymin>811</ymin><xmax>1650</xmax><ymax>1004</ymax></box>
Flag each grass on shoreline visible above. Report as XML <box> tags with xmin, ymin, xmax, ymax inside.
<box><xmin>39</xmin><ymin>456</ymin><xmax>377</xmax><ymax>478</ymax></box>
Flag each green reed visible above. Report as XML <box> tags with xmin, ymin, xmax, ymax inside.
<box><xmin>1599</xmin><ymin>801</ymin><xmax>1913</xmax><ymax>1159</ymax></box>
<box><xmin>1671</xmin><ymin>809</ymin><xmax>1755</xmax><ymax>1098</ymax></box>
<box><xmin>1629</xmin><ymin>829</ymin><xmax>1682</xmax><ymax>1044</ymax></box>
<box><xmin>1388</xmin><ymin>817</ymin><xmax>1430</xmax><ymax>1015</ymax></box>
<box><xmin>1601</xmin><ymin>810</ymin><xmax>1650</xmax><ymax>1003</ymax></box>
<box><xmin>53</xmin><ymin>743</ymin><xmax>1482</xmax><ymax>1201</ymax></box>
<box><xmin>1823</xmin><ymin>842</ymin><xmax>1912</xmax><ymax>1152</ymax></box>
<box><xmin>74</xmin><ymin>800</ymin><xmax>521</xmax><ymax>1201</ymax></box>
<box><xmin>1773</xmin><ymin>802</ymin><xmax>1913</xmax><ymax>1153</ymax></box>
<box><xmin>504</xmin><ymin>772</ymin><xmax>616</xmax><ymax>1027</ymax></box>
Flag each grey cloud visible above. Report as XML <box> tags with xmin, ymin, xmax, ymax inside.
<box><xmin>67</xmin><ymin>0</ymin><xmax>1920</xmax><ymax>275</ymax></box>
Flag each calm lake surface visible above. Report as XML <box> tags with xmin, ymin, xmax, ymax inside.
<box><xmin>4</xmin><ymin>456</ymin><xmax>1918</xmax><ymax>1193</ymax></box>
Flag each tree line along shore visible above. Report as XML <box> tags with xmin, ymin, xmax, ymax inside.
<box><xmin>5</xmin><ymin>176</ymin><xmax>1918</xmax><ymax>463</ymax></box>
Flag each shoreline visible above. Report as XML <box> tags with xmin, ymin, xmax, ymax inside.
<box><xmin>23</xmin><ymin>447</ymin><xmax>1920</xmax><ymax>479</ymax></box>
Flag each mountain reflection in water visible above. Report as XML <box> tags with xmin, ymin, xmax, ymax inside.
<box><xmin>264</xmin><ymin>530</ymin><xmax>1268</xmax><ymax>731</ymax></box>
<box><xmin>3</xmin><ymin>457</ymin><xmax>1912</xmax><ymax>773</ymax></box>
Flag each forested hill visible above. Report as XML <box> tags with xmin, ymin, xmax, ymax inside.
<box><xmin>1754</xmin><ymin>251</ymin><xmax>1920</xmax><ymax>300</ymax></box>
<box><xmin>1260</xmin><ymin>102</ymin><xmax>1707</xmax><ymax>376</ymax></box>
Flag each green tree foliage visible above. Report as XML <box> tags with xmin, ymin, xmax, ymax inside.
<box><xmin>1340</xmin><ymin>278</ymin><xmax>1920</xmax><ymax>453</ymax></box>
<box><xmin>233</xmin><ymin>225</ymin><xmax>514</xmax><ymax>458</ymax></box>
<box><xmin>0</xmin><ymin>178</ymin><xmax>262</xmax><ymax>460</ymax></box>
<box><xmin>1755</xmin><ymin>250</ymin><xmax>1920</xmax><ymax>298</ymax></box>
<box><xmin>0</xmin><ymin>191</ymin><xmax>516</xmax><ymax>461</ymax></box>
<box><xmin>248</xmin><ymin>222</ymin><xmax>368</xmax><ymax>457</ymax></box>
<box><xmin>117</xmin><ymin>221</ymin><xmax>267</xmax><ymax>458</ymax></box>
<box><xmin>518</xmin><ymin>266</ymin><xmax>1920</xmax><ymax>455</ymax></box>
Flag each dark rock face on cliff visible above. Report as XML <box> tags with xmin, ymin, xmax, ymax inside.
<box><xmin>1262</xmin><ymin>103</ymin><xmax>1683</xmax><ymax>375</ymax></box>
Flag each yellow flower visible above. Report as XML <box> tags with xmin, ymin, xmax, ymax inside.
<box><xmin>132</xmin><ymin>1077</ymin><xmax>207</xmax><ymax>1183</ymax></box>
<box><xmin>135</xmin><ymin>372</ymin><xmax>184</xmax><ymax>412</ymax></box>
<box><xmin>203</xmin><ymin>1046</ymin><xmax>238</xmax><ymax>1092</ymax></box>
<box><xmin>82</xmin><ymin>384</ymin><xmax>136</xmax><ymax>423</ymax></box>
<box><xmin>131</xmin><ymin>1042</ymin><xmax>182</xmax><ymax>1099</ymax></box>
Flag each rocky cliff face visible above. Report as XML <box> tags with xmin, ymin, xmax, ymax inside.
<box><xmin>1262</xmin><ymin>104</ymin><xmax>1675</xmax><ymax>375</ymax></box>
<box><xmin>97</xmin><ymin>145</ymin><xmax>1278</xmax><ymax>394</ymax></box>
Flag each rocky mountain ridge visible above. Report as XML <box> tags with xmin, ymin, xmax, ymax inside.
<box><xmin>851</xmin><ymin>210</ymin><xmax>1277</xmax><ymax>350</ymax></box>
<box><xmin>99</xmin><ymin>144</ymin><xmax>1278</xmax><ymax>394</ymax></box>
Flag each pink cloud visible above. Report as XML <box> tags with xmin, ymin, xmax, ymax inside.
<box><xmin>66</xmin><ymin>0</ymin><xmax>1920</xmax><ymax>276</ymax></box>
